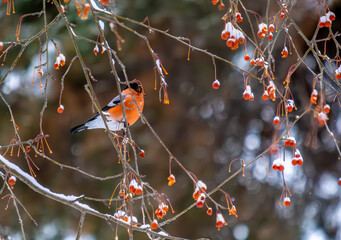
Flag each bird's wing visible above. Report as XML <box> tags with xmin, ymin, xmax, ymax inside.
<box><xmin>101</xmin><ymin>94</ymin><xmax>127</xmax><ymax>111</ymax></box>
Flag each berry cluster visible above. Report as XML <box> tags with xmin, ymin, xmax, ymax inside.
<box><xmin>221</xmin><ymin>22</ymin><xmax>245</xmax><ymax>50</ymax></box>
<box><xmin>272</xmin><ymin>159</ymin><xmax>285</xmax><ymax>172</ymax></box>
<box><xmin>291</xmin><ymin>149</ymin><xmax>303</xmax><ymax>166</ymax></box>
<box><xmin>318</xmin><ymin>11</ymin><xmax>336</xmax><ymax>28</ymax></box>
<box><xmin>129</xmin><ymin>179</ymin><xmax>143</xmax><ymax>196</ymax></box>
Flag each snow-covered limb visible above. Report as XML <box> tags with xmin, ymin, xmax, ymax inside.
<box><xmin>0</xmin><ymin>155</ymin><xmax>186</xmax><ymax>240</ymax></box>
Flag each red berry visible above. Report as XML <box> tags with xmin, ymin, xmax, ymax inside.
<box><xmin>280</xmin><ymin>10</ymin><xmax>285</xmax><ymax>18</ymax></box>
<box><xmin>139</xmin><ymin>150</ymin><xmax>145</xmax><ymax>158</ymax></box>
<box><xmin>268</xmin><ymin>33</ymin><xmax>273</xmax><ymax>40</ymax></box>
<box><xmin>243</xmin><ymin>92</ymin><xmax>250</xmax><ymax>100</ymax></box>
<box><xmin>218</xmin><ymin>3</ymin><xmax>225</xmax><ymax>10</ymax></box>
<box><xmin>291</xmin><ymin>159</ymin><xmax>297</xmax><ymax>165</ymax></box>
<box><xmin>338</xmin><ymin>178</ymin><xmax>341</xmax><ymax>185</ymax></box>
<box><xmin>196</xmin><ymin>200</ymin><xmax>204</xmax><ymax>208</ymax></box>
<box><xmin>8</xmin><ymin>176</ymin><xmax>16</xmax><ymax>186</ymax></box>
<box><xmin>150</xmin><ymin>220</ymin><xmax>158</xmax><ymax>230</ymax></box>
<box><xmin>297</xmin><ymin>158</ymin><xmax>303</xmax><ymax>166</ymax></box>
<box><xmin>212</xmin><ymin>79</ymin><xmax>220</xmax><ymax>89</ymax></box>
<box><xmin>273</xmin><ymin>116</ymin><xmax>280</xmax><ymax>125</ymax></box>
<box><xmin>325</xmin><ymin>20</ymin><xmax>332</xmax><ymax>27</ymax></box>
<box><xmin>244</xmin><ymin>54</ymin><xmax>250</xmax><ymax>61</ymax></box>
<box><xmin>328</xmin><ymin>12</ymin><xmax>336</xmax><ymax>21</ymax></box>
<box><xmin>269</xmin><ymin>24</ymin><xmax>275</xmax><ymax>32</ymax></box>
<box><xmin>278</xmin><ymin>165</ymin><xmax>284</xmax><ymax>172</ymax></box>
<box><xmin>207</xmin><ymin>208</ymin><xmax>213</xmax><ymax>216</ymax></box>
<box><xmin>57</xmin><ymin>104</ymin><xmax>64</xmax><ymax>114</ymax></box>
<box><xmin>212</xmin><ymin>0</ymin><xmax>219</xmax><ymax>5</ymax></box>
<box><xmin>283</xmin><ymin>197</ymin><xmax>291</xmax><ymax>207</ymax></box>
<box><xmin>262</xmin><ymin>92</ymin><xmax>269</xmax><ymax>101</ymax></box>
<box><xmin>323</xmin><ymin>104</ymin><xmax>330</xmax><ymax>114</ymax></box>
<box><xmin>100</xmin><ymin>0</ymin><xmax>109</xmax><ymax>5</ymax></box>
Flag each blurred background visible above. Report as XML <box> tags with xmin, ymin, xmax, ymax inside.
<box><xmin>0</xmin><ymin>0</ymin><xmax>341</xmax><ymax>239</ymax></box>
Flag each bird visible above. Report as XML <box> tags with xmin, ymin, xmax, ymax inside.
<box><xmin>70</xmin><ymin>80</ymin><xmax>144</xmax><ymax>134</ymax></box>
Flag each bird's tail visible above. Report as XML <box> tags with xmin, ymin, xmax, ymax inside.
<box><xmin>70</xmin><ymin>124</ymin><xmax>88</xmax><ymax>134</ymax></box>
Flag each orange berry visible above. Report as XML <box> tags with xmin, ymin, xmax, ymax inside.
<box><xmin>244</xmin><ymin>54</ymin><xmax>250</xmax><ymax>61</ymax></box>
<box><xmin>323</xmin><ymin>104</ymin><xmax>330</xmax><ymax>114</ymax></box>
<box><xmin>212</xmin><ymin>79</ymin><xmax>220</xmax><ymax>89</ymax></box>
<box><xmin>196</xmin><ymin>200</ymin><xmax>204</xmax><ymax>208</ymax></box>
<box><xmin>207</xmin><ymin>207</ymin><xmax>213</xmax><ymax>216</ymax></box>
<box><xmin>327</xmin><ymin>12</ymin><xmax>336</xmax><ymax>21</ymax></box>
<box><xmin>168</xmin><ymin>174</ymin><xmax>176</xmax><ymax>186</ymax></box>
<box><xmin>212</xmin><ymin>0</ymin><xmax>219</xmax><ymax>5</ymax></box>
<box><xmin>216</xmin><ymin>213</ymin><xmax>226</xmax><ymax>231</ymax></box>
<box><xmin>280</xmin><ymin>10</ymin><xmax>285</xmax><ymax>18</ymax></box>
<box><xmin>284</xmin><ymin>140</ymin><xmax>291</xmax><ymax>147</ymax></box>
<box><xmin>119</xmin><ymin>190</ymin><xmax>125</xmax><ymax>197</ymax></box>
<box><xmin>229</xmin><ymin>205</ymin><xmax>237</xmax><ymax>217</ymax></box>
<box><xmin>291</xmin><ymin>159</ymin><xmax>297</xmax><ymax>165</ymax></box>
<box><xmin>135</xmin><ymin>186</ymin><xmax>143</xmax><ymax>195</ymax></box>
<box><xmin>269</xmin><ymin>24</ymin><xmax>275</xmax><ymax>32</ymax></box>
<box><xmin>243</xmin><ymin>92</ymin><xmax>250</xmax><ymax>100</ymax></box>
<box><xmin>25</xmin><ymin>146</ymin><xmax>31</xmax><ymax>152</ymax></box>
<box><xmin>100</xmin><ymin>0</ymin><xmax>109</xmax><ymax>4</ymax></box>
<box><xmin>278</xmin><ymin>165</ymin><xmax>284</xmax><ymax>172</ymax></box>
<box><xmin>8</xmin><ymin>176</ymin><xmax>16</xmax><ymax>186</ymax></box>
<box><xmin>262</xmin><ymin>91</ymin><xmax>269</xmax><ymax>101</ymax></box>
<box><xmin>218</xmin><ymin>3</ymin><xmax>225</xmax><ymax>10</ymax></box>
<box><xmin>283</xmin><ymin>197</ymin><xmax>291</xmax><ymax>207</ymax></box>
<box><xmin>324</xmin><ymin>20</ymin><xmax>332</xmax><ymax>27</ymax></box>
<box><xmin>297</xmin><ymin>158</ymin><xmax>303</xmax><ymax>166</ymax></box>
<box><xmin>268</xmin><ymin>33</ymin><xmax>273</xmax><ymax>40</ymax></box>
<box><xmin>193</xmin><ymin>191</ymin><xmax>200</xmax><ymax>201</ymax></box>
<box><xmin>221</xmin><ymin>31</ymin><xmax>228</xmax><ymax>40</ymax></box>
<box><xmin>273</xmin><ymin>116</ymin><xmax>280</xmax><ymax>125</ymax></box>
<box><xmin>257</xmin><ymin>59</ymin><xmax>264</xmax><ymax>67</ymax></box>
<box><xmin>57</xmin><ymin>104</ymin><xmax>64</xmax><ymax>114</ymax></box>
<box><xmin>236</xmin><ymin>13</ymin><xmax>243</xmax><ymax>23</ymax></box>
<box><xmin>249</xmin><ymin>93</ymin><xmax>254</xmax><ymax>101</ymax></box>
<box><xmin>150</xmin><ymin>220</ymin><xmax>158</xmax><ymax>230</ymax></box>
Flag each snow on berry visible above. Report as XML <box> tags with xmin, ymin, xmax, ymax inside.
<box><xmin>212</xmin><ymin>79</ymin><xmax>220</xmax><ymax>89</ymax></box>
<box><xmin>272</xmin><ymin>158</ymin><xmax>284</xmax><ymax>172</ymax></box>
<box><xmin>323</xmin><ymin>104</ymin><xmax>330</xmax><ymax>114</ymax></box>
<box><xmin>335</xmin><ymin>65</ymin><xmax>341</xmax><ymax>79</ymax></box>
<box><xmin>243</xmin><ymin>85</ymin><xmax>252</xmax><ymax>100</ymax></box>
<box><xmin>8</xmin><ymin>176</ymin><xmax>16</xmax><ymax>186</ymax></box>
<box><xmin>317</xmin><ymin>112</ymin><xmax>328</xmax><ymax>126</ymax></box>
<box><xmin>216</xmin><ymin>213</ymin><xmax>226</xmax><ymax>230</ymax></box>
<box><xmin>286</xmin><ymin>99</ymin><xmax>294</xmax><ymax>112</ymax></box>
<box><xmin>150</xmin><ymin>219</ymin><xmax>159</xmax><ymax>230</ymax></box>
<box><xmin>57</xmin><ymin>104</ymin><xmax>64</xmax><ymax>114</ymax></box>
<box><xmin>310</xmin><ymin>89</ymin><xmax>318</xmax><ymax>104</ymax></box>
<box><xmin>283</xmin><ymin>197</ymin><xmax>291</xmax><ymax>207</ymax></box>
<box><xmin>262</xmin><ymin>90</ymin><xmax>269</xmax><ymax>101</ymax></box>
<box><xmin>273</xmin><ymin>116</ymin><xmax>280</xmax><ymax>125</ymax></box>
<box><xmin>281</xmin><ymin>46</ymin><xmax>288</xmax><ymax>58</ymax></box>
<box><xmin>285</xmin><ymin>136</ymin><xmax>296</xmax><ymax>147</ymax></box>
<box><xmin>168</xmin><ymin>174</ymin><xmax>176</xmax><ymax>186</ymax></box>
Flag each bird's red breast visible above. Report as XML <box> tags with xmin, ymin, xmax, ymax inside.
<box><xmin>107</xmin><ymin>88</ymin><xmax>144</xmax><ymax>126</ymax></box>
